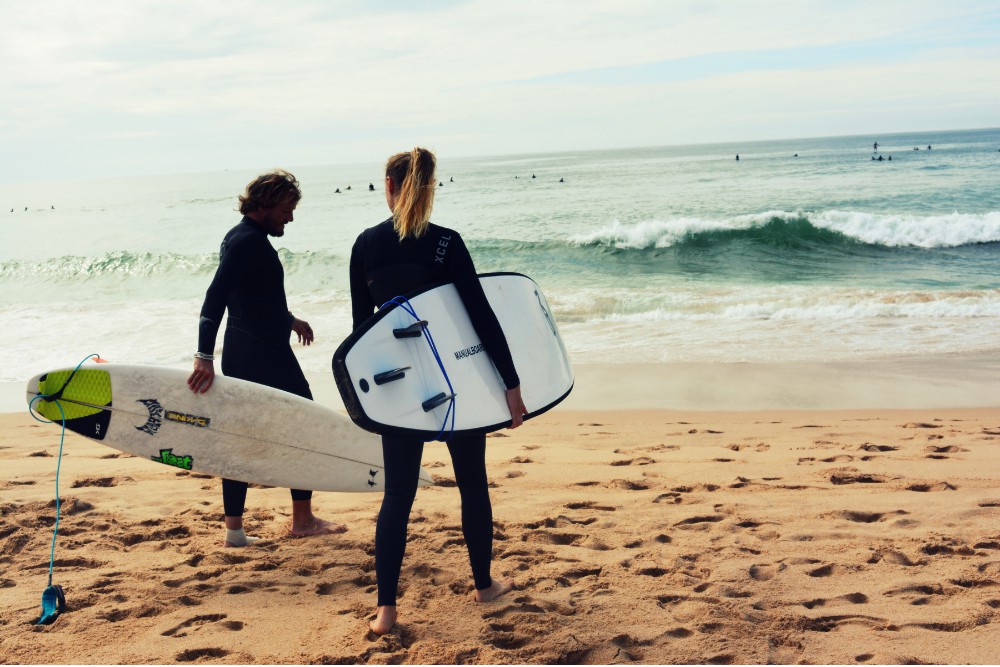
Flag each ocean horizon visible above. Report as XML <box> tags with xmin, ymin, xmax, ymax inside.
<box><xmin>2</xmin><ymin>127</ymin><xmax>998</xmax><ymax>395</ymax></box>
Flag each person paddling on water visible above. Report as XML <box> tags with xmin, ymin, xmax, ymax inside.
<box><xmin>349</xmin><ymin>147</ymin><xmax>526</xmax><ymax>635</ymax></box>
<box><xmin>188</xmin><ymin>170</ymin><xmax>346</xmax><ymax>547</ymax></box>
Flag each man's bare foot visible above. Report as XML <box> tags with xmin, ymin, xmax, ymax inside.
<box><xmin>289</xmin><ymin>517</ymin><xmax>347</xmax><ymax>537</ymax></box>
<box><xmin>224</xmin><ymin>528</ymin><xmax>261</xmax><ymax>547</ymax></box>
<box><xmin>368</xmin><ymin>605</ymin><xmax>397</xmax><ymax>636</ymax></box>
<box><xmin>474</xmin><ymin>579</ymin><xmax>513</xmax><ymax>603</ymax></box>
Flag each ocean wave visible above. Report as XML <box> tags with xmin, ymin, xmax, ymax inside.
<box><xmin>570</xmin><ymin>210</ymin><xmax>1000</xmax><ymax>250</ymax></box>
<box><xmin>0</xmin><ymin>251</ymin><xmax>217</xmax><ymax>282</ymax></box>
<box><xmin>0</xmin><ymin>249</ymin><xmax>346</xmax><ymax>282</ymax></box>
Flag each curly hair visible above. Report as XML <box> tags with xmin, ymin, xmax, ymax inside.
<box><xmin>238</xmin><ymin>169</ymin><xmax>301</xmax><ymax>214</ymax></box>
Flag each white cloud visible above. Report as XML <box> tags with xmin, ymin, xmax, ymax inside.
<box><xmin>1</xmin><ymin>0</ymin><xmax>997</xmax><ymax>180</ymax></box>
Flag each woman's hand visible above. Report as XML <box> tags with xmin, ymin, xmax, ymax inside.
<box><xmin>292</xmin><ymin>317</ymin><xmax>314</xmax><ymax>345</ymax></box>
<box><xmin>505</xmin><ymin>386</ymin><xmax>527</xmax><ymax>429</ymax></box>
<box><xmin>187</xmin><ymin>357</ymin><xmax>215</xmax><ymax>394</ymax></box>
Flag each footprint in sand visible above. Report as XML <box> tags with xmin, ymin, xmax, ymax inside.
<box><xmin>72</xmin><ymin>477</ymin><xmax>118</xmax><ymax>489</ymax></box>
<box><xmin>118</xmin><ymin>524</ymin><xmax>191</xmax><ymax>547</ymax></box>
<box><xmin>606</xmin><ymin>479</ymin><xmax>650</xmax><ymax>491</ymax></box>
<box><xmin>829</xmin><ymin>471</ymin><xmax>887</xmax><ymax>485</ymax></box>
<box><xmin>906</xmin><ymin>481</ymin><xmax>957</xmax><ymax>492</ymax></box>
<box><xmin>867</xmin><ymin>548</ymin><xmax>923</xmax><ymax>566</ymax></box>
<box><xmin>925</xmin><ymin>445</ymin><xmax>966</xmax><ymax>454</ymax></box>
<box><xmin>920</xmin><ymin>541</ymin><xmax>977</xmax><ymax>556</ymax></box>
<box><xmin>793</xmin><ymin>614</ymin><xmax>888</xmax><ymax>634</ymax></box>
<box><xmin>884</xmin><ymin>583</ymin><xmax>947</xmax><ymax>606</ymax></box>
<box><xmin>749</xmin><ymin>564</ymin><xmax>779</xmax><ymax>581</ymax></box>
<box><xmin>859</xmin><ymin>443</ymin><xmax>898</xmax><ymax>452</ymax></box>
<box><xmin>563</xmin><ymin>501</ymin><xmax>616</xmax><ymax>511</ymax></box>
<box><xmin>522</xmin><ymin>529</ymin><xmax>585</xmax><ymax>547</ymax></box>
<box><xmin>824</xmin><ymin>510</ymin><xmax>908</xmax><ymax>524</ymax></box>
<box><xmin>615</xmin><ymin>444</ymin><xmax>676</xmax><ymax>454</ymax></box>
<box><xmin>675</xmin><ymin>515</ymin><xmax>725</xmax><ymax>527</ymax></box>
<box><xmin>162</xmin><ymin>613</ymin><xmax>242</xmax><ymax>638</ymax></box>
<box><xmin>175</xmin><ymin>648</ymin><xmax>231</xmax><ymax>662</ymax></box>
<box><xmin>609</xmin><ymin>457</ymin><xmax>656</xmax><ymax>466</ymax></box>
<box><xmin>482</xmin><ymin>595</ymin><xmax>555</xmax><ymax>619</ymax></box>
<box><xmin>525</xmin><ymin>516</ymin><xmax>599</xmax><ymax>529</ymax></box>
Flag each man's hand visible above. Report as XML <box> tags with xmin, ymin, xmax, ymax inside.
<box><xmin>188</xmin><ymin>357</ymin><xmax>215</xmax><ymax>394</ymax></box>
<box><xmin>292</xmin><ymin>317</ymin><xmax>314</xmax><ymax>346</ymax></box>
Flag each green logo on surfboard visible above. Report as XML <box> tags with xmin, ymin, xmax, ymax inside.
<box><xmin>151</xmin><ymin>448</ymin><xmax>194</xmax><ymax>471</ymax></box>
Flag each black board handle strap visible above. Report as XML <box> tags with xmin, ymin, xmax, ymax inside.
<box><xmin>374</xmin><ymin>367</ymin><xmax>411</xmax><ymax>385</ymax></box>
<box><xmin>422</xmin><ymin>392</ymin><xmax>455</xmax><ymax>412</ymax></box>
<box><xmin>393</xmin><ymin>321</ymin><xmax>428</xmax><ymax>339</ymax></box>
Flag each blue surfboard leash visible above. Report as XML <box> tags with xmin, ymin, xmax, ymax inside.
<box><xmin>26</xmin><ymin>353</ymin><xmax>102</xmax><ymax>624</ymax></box>
<box><xmin>380</xmin><ymin>297</ymin><xmax>456</xmax><ymax>441</ymax></box>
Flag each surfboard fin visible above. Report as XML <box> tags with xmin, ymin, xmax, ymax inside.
<box><xmin>393</xmin><ymin>321</ymin><xmax>428</xmax><ymax>339</ymax></box>
<box><xmin>374</xmin><ymin>367</ymin><xmax>411</xmax><ymax>385</ymax></box>
<box><xmin>422</xmin><ymin>392</ymin><xmax>455</xmax><ymax>412</ymax></box>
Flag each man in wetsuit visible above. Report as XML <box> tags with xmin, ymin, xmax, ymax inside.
<box><xmin>187</xmin><ymin>169</ymin><xmax>345</xmax><ymax>547</ymax></box>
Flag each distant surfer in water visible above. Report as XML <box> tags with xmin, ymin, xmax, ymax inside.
<box><xmin>349</xmin><ymin>147</ymin><xmax>525</xmax><ymax>635</ymax></box>
<box><xmin>188</xmin><ymin>170</ymin><xmax>346</xmax><ymax>547</ymax></box>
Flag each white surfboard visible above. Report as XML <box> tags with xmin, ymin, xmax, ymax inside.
<box><xmin>333</xmin><ymin>272</ymin><xmax>574</xmax><ymax>439</ymax></box>
<box><xmin>26</xmin><ymin>363</ymin><xmax>433</xmax><ymax>492</ymax></box>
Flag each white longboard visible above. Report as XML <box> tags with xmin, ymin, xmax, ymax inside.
<box><xmin>333</xmin><ymin>272</ymin><xmax>574</xmax><ymax>439</ymax></box>
<box><xmin>26</xmin><ymin>363</ymin><xmax>432</xmax><ymax>492</ymax></box>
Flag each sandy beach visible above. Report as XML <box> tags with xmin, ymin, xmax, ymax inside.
<box><xmin>2</xmin><ymin>362</ymin><xmax>1000</xmax><ymax>664</ymax></box>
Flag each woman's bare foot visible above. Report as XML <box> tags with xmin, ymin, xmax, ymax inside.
<box><xmin>289</xmin><ymin>516</ymin><xmax>347</xmax><ymax>537</ymax></box>
<box><xmin>474</xmin><ymin>579</ymin><xmax>513</xmax><ymax>603</ymax></box>
<box><xmin>368</xmin><ymin>605</ymin><xmax>397</xmax><ymax>636</ymax></box>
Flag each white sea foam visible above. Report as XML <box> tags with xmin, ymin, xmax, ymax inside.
<box><xmin>569</xmin><ymin>217</ymin><xmax>733</xmax><ymax>248</ymax></box>
<box><xmin>811</xmin><ymin>210</ymin><xmax>1000</xmax><ymax>248</ymax></box>
<box><xmin>570</xmin><ymin>210</ymin><xmax>1000</xmax><ymax>249</ymax></box>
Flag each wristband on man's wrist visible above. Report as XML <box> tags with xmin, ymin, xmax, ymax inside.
<box><xmin>194</xmin><ymin>351</ymin><xmax>215</xmax><ymax>361</ymax></box>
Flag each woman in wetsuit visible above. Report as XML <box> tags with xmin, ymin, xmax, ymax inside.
<box><xmin>349</xmin><ymin>147</ymin><xmax>527</xmax><ymax>635</ymax></box>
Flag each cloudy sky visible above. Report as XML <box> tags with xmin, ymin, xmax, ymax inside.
<box><xmin>2</xmin><ymin>0</ymin><xmax>997</xmax><ymax>181</ymax></box>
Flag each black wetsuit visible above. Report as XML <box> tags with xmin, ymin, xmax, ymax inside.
<box><xmin>198</xmin><ymin>216</ymin><xmax>312</xmax><ymax>516</ymax></box>
<box><xmin>350</xmin><ymin>218</ymin><xmax>520</xmax><ymax>605</ymax></box>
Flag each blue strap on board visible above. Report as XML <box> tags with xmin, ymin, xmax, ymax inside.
<box><xmin>26</xmin><ymin>353</ymin><xmax>102</xmax><ymax>624</ymax></box>
<box><xmin>380</xmin><ymin>297</ymin><xmax>456</xmax><ymax>441</ymax></box>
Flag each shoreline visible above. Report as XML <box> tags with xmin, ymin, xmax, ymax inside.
<box><xmin>7</xmin><ymin>355</ymin><xmax>1000</xmax><ymax>416</ymax></box>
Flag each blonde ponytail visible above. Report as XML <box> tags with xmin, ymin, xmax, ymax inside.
<box><xmin>386</xmin><ymin>147</ymin><xmax>436</xmax><ymax>240</ymax></box>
